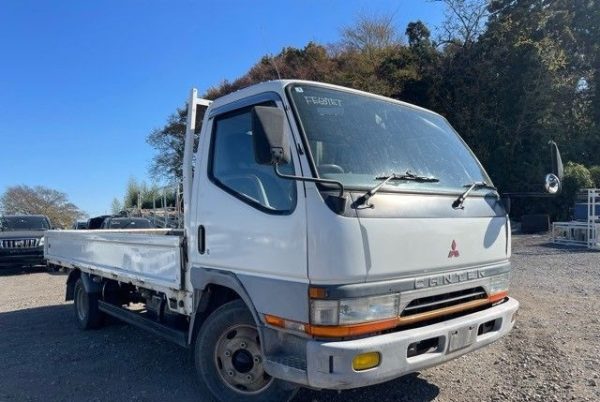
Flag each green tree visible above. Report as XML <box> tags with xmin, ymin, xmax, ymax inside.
<box><xmin>564</xmin><ymin>161</ymin><xmax>593</xmax><ymax>189</ymax></box>
<box><xmin>406</xmin><ymin>21</ymin><xmax>431</xmax><ymax>47</ymax></box>
<box><xmin>589</xmin><ymin>166</ymin><xmax>600</xmax><ymax>188</ymax></box>
<box><xmin>122</xmin><ymin>178</ymin><xmax>176</xmax><ymax>210</ymax></box>
<box><xmin>431</xmin><ymin>0</ymin><xmax>593</xmax><ymax>196</ymax></box>
<box><xmin>145</xmin><ymin>6</ymin><xmax>600</xmax><ymax>220</ymax></box>
<box><xmin>124</xmin><ymin>177</ymin><xmax>140</xmax><ymax>209</ymax></box>
<box><xmin>110</xmin><ymin>198</ymin><xmax>123</xmax><ymax>215</ymax></box>
<box><xmin>549</xmin><ymin>162</ymin><xmax>594</xmax><ymax>220</ymax></box>
<box><xmin>147</xmin><ymin>106</ymin><xmax>205</xmax><ymax>182</ymax></box>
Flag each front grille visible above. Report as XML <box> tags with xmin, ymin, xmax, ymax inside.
<box><xmin>0</xmin><ymin>238</ymin><xmax>39</xmax><ymax>249</ymax></box>
<box><xmin>402</xmin><ymin>287</ymin><xmax>487</xmax><ymax>317</ymax></box>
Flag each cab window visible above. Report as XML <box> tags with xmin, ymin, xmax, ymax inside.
<box><xmin>209</xmin><ymin>105</ymin><xmax>296</xmax><ymax>213</ymax></box>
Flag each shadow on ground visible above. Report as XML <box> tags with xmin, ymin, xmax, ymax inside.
<box><xmin>0</xmin><ymin>304</ymin><xmax>439</xmax><ymax>402</ymax></box>
<box><xmin>296</xmin><ymin>373</ymin><xmax>439</xmax><ymax>402</ymax></box>
<box><xmin>0</xmin><ymin>265</ymin><xmax>62</xmax><ymax>277</ymax></box>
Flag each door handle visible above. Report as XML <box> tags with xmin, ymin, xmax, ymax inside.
<box><xmin>197</xmin><ymin>225</ymin><xmax>205</xmax><ymax>254</ymax></box>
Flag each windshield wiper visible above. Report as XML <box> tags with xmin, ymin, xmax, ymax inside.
<box><xmin>452</xmin><ymin>181</ymin><xmax>498</xmax><ymax>209</ymax></box>
<box><xmin>354</xmin><ymin>171</ymin><xmax>439</xmax><ymax>208</ymax></box>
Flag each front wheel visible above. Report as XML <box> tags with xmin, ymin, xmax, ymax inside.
<box><xmin>194</xmin><ymin>299</ymin><xmax>298</xmax><ymax>402</ymax></box>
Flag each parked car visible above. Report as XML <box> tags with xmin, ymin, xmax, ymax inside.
<box><xmin>72</xmin><ymin>220</ymin><xmax>88</xmax><ymax>230</ymax></box>
<box><xmin>0</xmin><ymin>214</ymin><xmax>51</xmax><ymax>267</ymax></box>
<box><xmin>86</xmin><ymin>215</ymin><xmax>111</xmax><ymax>229</ymax></box>
<box><xmin>100</xmin><ymin>217</ymin><xmax>155</xmax><ymax>229</ymax></box>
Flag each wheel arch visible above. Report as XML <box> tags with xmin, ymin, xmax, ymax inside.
<box><xmin>188</xmin><ymin>267</ymin><xmax>262</xmax><ymax>345</ymax></box>
<box><xmin>66</xmin><ymin>269</ymin><xmax>101</xmax><ymax>301</ymax></box>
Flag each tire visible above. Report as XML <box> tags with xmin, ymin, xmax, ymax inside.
<box><xmin>194</xmin><ymin>299</ymin><xmax>298</xmax><ymax>402</ymax></box>
<box><xmin>73</xmin><ymin>278</ymin><xmax>104</xmax><ymax>329</ymax></box>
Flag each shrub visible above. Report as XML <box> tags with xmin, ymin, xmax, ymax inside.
<box><xmin>563</xmin><ymin>162</ymin><xmax>593</xmax><ymax>189</ymax></box>
<box><xmin>589</xmin><ymin>166</ymin><xmax>600</xmax><ymax>188</ymax></box>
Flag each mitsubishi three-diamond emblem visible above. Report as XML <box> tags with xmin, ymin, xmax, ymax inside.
<box><xmin>448</xmin><ymin>240</ymin><xmax>460</xmax><ymax>258</ymax></box>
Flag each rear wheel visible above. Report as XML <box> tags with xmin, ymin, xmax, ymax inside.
<box><xmin>194</xmin><ymin>299</ymin><xmax>298</xmax><ymax>402</ymax></box>
<box><xmin>73</xmin><ymin>278</ymin><xmax>104</xmax><ymax>329</ymax></box>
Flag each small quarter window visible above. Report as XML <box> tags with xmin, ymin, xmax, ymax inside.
<box><xmin>209</xmin><ymin>105</ymin><xmax>296</xmax><ymax>213</ymax></box>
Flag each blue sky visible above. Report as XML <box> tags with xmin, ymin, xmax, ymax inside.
<box><xmin>0</xmin><ymin>0</ymin><xmax>445</xmax><ymax>217</ymax></box>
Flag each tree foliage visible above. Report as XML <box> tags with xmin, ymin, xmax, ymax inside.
<box><xmin>0</xmin><ymin>185</ymin><xmax>86</xmax><ymax>228</ymax></box>
<box><xmin>147</xmin><ymin>0</ymin><xmax>600</xmax><ymax>220</ymax></box>
<box><xmin>111</xmin><ymin>198</ymin><xmax>123</xmax><ymax>215</ymax></box>
<box><xmin>564</xmin><ymin>162</ymin><xmax>594</xmax><ymax>189</ymax></box>
<box><xmin>589</xmin><ymin>166</ymin><xmax>600</xmax><ymax>188</ymax></box>
<box><xmin>123</xmin><ymin>177</ymin><xmax>177</xmax><ymax>210</ymax></box>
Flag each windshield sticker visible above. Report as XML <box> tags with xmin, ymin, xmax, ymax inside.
<box><xmin>317</xmin><ymin>107</ymin><xmax>344</xmax><ymax>116</ymax></box>
<box><xmin>304</xmin><ymin>96</ymin><xmax>343</xmax><ymax>107</ymax></box>
<box><xmin>294</xmin><ymin>87</ymin><xmax>304</xmax><ymax>93</ymax></box>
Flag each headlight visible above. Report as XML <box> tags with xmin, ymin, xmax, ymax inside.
<box><xmin>311</xmin><ymin>294</ymin><xmax>400</xmax><ymax>326</ymax></box>
<box><xmin>38</xmin><ymin>237</ymin><xmax>45</xmax><ymax>246</ymax></box>
<box><xmin>489</xmin><ymin>272</ymin><xmax>510</xmax><ymax>295</ymax></box>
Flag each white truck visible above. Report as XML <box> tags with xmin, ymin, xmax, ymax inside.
<box><xmin>45</xmin><ymin>80</ymin><xmax>563</xmax><ymax>402</ymax></box>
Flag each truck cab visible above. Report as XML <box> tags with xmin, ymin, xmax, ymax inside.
<box><xmin>184</xmin><ymin>80</ymin><xmax>517</xmax><ymax>394</ymax></box>
<box><xmin>46</xmin><ymin>80</ymin><xmax>562</xmax><ymax>402</ymax></box>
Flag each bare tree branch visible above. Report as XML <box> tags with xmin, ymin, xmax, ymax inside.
<box><xmin>0</xmin><ymin>185</ymin><xmax>86</xmax><ymax>229</ymax></box>
<box><xmin>435</xmin><ymin>0</ymin><xmax>490</xmax><ymax>48</ymax></box>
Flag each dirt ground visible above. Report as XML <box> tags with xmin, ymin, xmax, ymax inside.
<box><xmin>0</xmin><ymin>235</ymin><xmax>599</xmax><ymax>402</ymax></box>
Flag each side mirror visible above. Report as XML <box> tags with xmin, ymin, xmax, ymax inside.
<box><xmin>252</xmin><ymin>106</ymin><xmax>290</xmax><ymax>165</ymax></box>
<box><xmin>549</xmin><ymin>140</ymin><xmax>563</xmax><ymax>179</ymax></box>
<box><xmin>545</xmin><ymin>141</ymin><xmax>563</xmax><ymax>194</ymax></box>
<box><xmin>544</xmin><ymin>173</ymin><xmax>561</xmax><ymax>194</ymax></box>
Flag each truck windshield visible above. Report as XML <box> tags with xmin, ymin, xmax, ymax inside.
<box><xmin>288</xmin><ymin>84</ymin><xmax>492</xmax><ymax>193</ymax></box>
<box><xmin>0</xmin><ymin>216</ymin><xmax>50</xmax><ymax>231</ymax></box>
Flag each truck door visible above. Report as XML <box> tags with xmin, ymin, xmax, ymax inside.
<box><xmin>189</xmin><ymin>93</ymin><xmax>309</xmax><ymax>322</ymax></box>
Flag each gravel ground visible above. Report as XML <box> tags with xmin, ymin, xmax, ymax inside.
<box><xmin>0</xmin><ymin>235</ymin><xmax>599</xmax><ymax>402</ymax></box>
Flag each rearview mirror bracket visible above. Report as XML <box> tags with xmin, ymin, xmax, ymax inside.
<box><xmin>274</xmin><ymin>164</ymin><xmax>347</xmax><ymax>214</ymax></box>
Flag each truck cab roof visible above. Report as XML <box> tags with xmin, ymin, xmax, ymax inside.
<box><xmin>209</xmin><ymin>80</ymin><xmax>440</xmax><ymax>118</ymax></box>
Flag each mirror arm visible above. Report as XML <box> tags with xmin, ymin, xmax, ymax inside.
<box><xmin>274</xmin><ymin>164</ymin><xmax>345</xmax><ymax>198</ymax></box>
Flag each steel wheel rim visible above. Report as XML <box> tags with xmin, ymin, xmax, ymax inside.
<box><xmin>214</xmin><ymin>324</ymin><xmax>272</xmax><ymax>394</ymax></box>
<box><xmin>75</xmin><ymin>285</ymin><xmax>88</xmax><ymax>321</ymax></box>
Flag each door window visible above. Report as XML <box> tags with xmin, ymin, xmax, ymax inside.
<box><xmin>209</xmin><ymin>106</ymin><xmax>297</xmax><ymax>214</ymax></box>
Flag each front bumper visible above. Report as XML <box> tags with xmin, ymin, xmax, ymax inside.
<box><xmin>306</xmin><ymin>297</ymin><xmax>518</xmax><ymax>389</ymax></box>
<box><xmin>265</xmin><ymin>297</ymin><xmax>518</xmax><ymax>390</ymax></box>
<box><xmin>0</xmin><ymin>247</ymin><xmax>45</xmax><ymax>267</ymax></box>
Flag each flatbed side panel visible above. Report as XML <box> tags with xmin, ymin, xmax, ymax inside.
<box><xmin>45</xmin><ymin>230</ymin><xmax>183</xmax><ymax>290</ymax></box>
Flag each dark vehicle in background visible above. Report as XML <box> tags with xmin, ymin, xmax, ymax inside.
<box><xmin>100</xmin><ymin>217</ymin><xmax>155</xmax><ymax>229</ymax></box>
<box><xmin>86</xmin><ymin>215</ymin><xmax>111</xmax><ymax>230</ymax></box>
<box><xmin>72</xmin><ymin>220</ymin><xmax>88</xmax><ymax>230</ymax></box>
<box><xmin>0</xmin><ymin>215</ymin><xmax>51</xmax><ymax>267</ymax></box>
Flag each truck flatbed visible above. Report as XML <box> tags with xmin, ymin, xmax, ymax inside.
<box><xmin>45</xmin><ymin>229</ymin><xmax>186</xmax><ymax>298</ymax></box>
